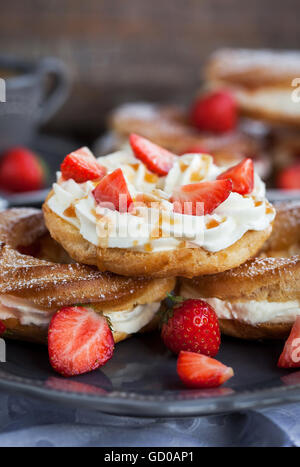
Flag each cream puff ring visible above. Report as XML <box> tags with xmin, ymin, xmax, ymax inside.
<box><xmin>43</xmin><ymin>137</ymin><xmax>275</xmax><ymax>278</ymax></box>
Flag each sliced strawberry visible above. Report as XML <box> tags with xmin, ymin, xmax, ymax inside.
<box><xmin>180</xmin><ymin>145</ymin><xmax>210</xmax><ymax>156</ymax></box>
<box><xmin>0</xmin><ymin>146</ymin><xmax>45</xmax><ymax>193</ymax></box>
<box><xmin>278</xmin><ymin>317</ymin><xmax>300</xmax><ymax>368</ymax></box>
<box><xmin>217</xmin><ymin>158</ymin><xmax>254</xmax><ymax>195</ymax></box>
<box><xmin>48</xmin><ymin>306</ymin><xmax>114</xmax><ymax>377</ymax></box>
<box><xmin>46</xmin><ymin>377</ymin><xmax>107</xmax><ymax>395</ymax></box>
<box><xmin>0</xmin><ymin>321</ymin><xmax>5</xmax><ymax>335</ymax></box>
<box><xmin>92</xmin><ymin>168</ymin><xmax>133</xmax><ymax>212</ymax></box>
<box><xmin>277</xmin><ymin>164</ymin><xmax>300</xmax><ymax>191</ymax></box>
<box><xmin>171</xmin><ymin>179</ymin><xmax>232</xmax><ymax>215</ymax></box>
<box><xmin>190</xmin><ymin>91</ymin><xmax>237</xmax><ymax>133</ymax></box>
<box><xmin>281</xmin><ymin>371</ymin><xmax>300</xmax><ymax>386</ymax></box>
<box><xmin>129</xmin><ymin>133</ymin><xmax>175</xmax><ymax>176</ymax></box>
<box><xmin>177</xmin><ymin>351</ymin><xmax>234</xmax><ymax>389</ymax></box>
<box><xmin>61</xmin><ymin>147</ymin><xmax>106</xmax><ymax>183</ymax></box>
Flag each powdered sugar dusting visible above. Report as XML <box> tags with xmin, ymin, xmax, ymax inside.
<box><xmin>229</xmin><ymin>255</ymin><xmax>300</xmax><ymax>279</ymax></box>
<box><xmin>0</xmin><ymin>243</ymin><xmax>151</xmax><ymax>309</ymax></box>
<box><xmin>112</xmin><ymin>102</ymin><xmax>160</xmax><ymax>121</ymax></box>
<box><xmin>209</xmin><ymin>48</ymin><xmax>300</xmax><ymax>79</ymax></box>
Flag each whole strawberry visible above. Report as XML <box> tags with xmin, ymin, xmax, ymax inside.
<box><xmin>161</xmin><ymin>297</ymin><xmax>220</xmax><ymax>356</ymax></box>
<box><xmin>0</xmin><ymin>321</ymin><xmax>5</xmax><ymax>336</ymax></box>
<box><xmin>277</xmin><ymin>163</ymin><xmax>300</xmax><ymax>191</ymax></box>
<box><xmin>0</xmin><ymin>146</ymin><xmax>45</xmax><ymax>193</ymax></box>
<box><xmin>190</xmin><ymin>91</ymin><xmax>237</xmax><ymax>133</ymax></box>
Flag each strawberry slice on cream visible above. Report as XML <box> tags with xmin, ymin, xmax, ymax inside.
<box><xmin>61</xmin><ymin>147</ymin><xmax>107</xmax><ymax>183</ymax></box>
<box><xmin>93</xmin><ymin>168</ymin><xmax>133</xmax><ymax>212</ymax></box>
<box><xmin>171</xmin><ymin>179</ymin><xmax>232</xmax><ymax>216</ymax></box>
<box><xmin>217</xmin><ymin>158</ymin><xmax>254</xmax><ymax>195</ymax></box>
<box><xmin>130</xmin><ymin>133</ymin><xmax>175</xmax><ymax>176</ymax></box>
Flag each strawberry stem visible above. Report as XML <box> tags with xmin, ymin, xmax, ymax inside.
<box><xmin>166</xmin><ymin>293</ymin><xmax>184</xmax><ymax>305</ymax></box>
<box><xmin>159</xmin><ymin>293</ymin><xmax>186</xmax><ymax>326</ymax></box>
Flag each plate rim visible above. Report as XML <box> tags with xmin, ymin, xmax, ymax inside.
<box><xmin>0</xmin><ymin>369</ymin><xmax>300</xmax><ymax>417</ymax></box>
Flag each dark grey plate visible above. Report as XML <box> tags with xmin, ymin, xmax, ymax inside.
<box><xmin>0</xmin><ymin>333</ymin><xmax>300</xmax><ymax>417</ymax></box>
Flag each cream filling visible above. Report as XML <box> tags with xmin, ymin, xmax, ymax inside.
<box><xmin>47</xmin><ymin>151</ymin><xmax>275</xmax><ymax>253</ymax></box>
<box><xmin>102</xmin><ymin>302</ymin><xmax>160</xmax><ymax>334</ymax></box>
<box><xmin>0</xmin><ymin>295</ymin><xmax>53</xmax><ymax>327</ymax></box>
<box><xmin>0</xmin><ymin>295</ymin><xmax>160</xmax><ymax>334</ymax></box>
<box><xmin>234</xmin><ymin>87</ymin><xmax>300</xmax><ymax>117</ymax></box>
<box><xmin>180</xmin><ymin>288</ymin><xmax>300</xmax><ymax>324</ymax></box>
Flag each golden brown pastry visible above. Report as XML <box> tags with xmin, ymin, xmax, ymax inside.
<box><xmin>0</xmin><ymin>208</ymin><xmax>175</xmax><ymax>344</ymax></box>
<box><xmin>43</xmin><ymin>197</ymin><xmax>273</xmax><ymax>278</ymax></box>
<box><xmin>205</xmin><ymin>48</ymin><xmax>300</xmax><ymax>127</ymax></box>
<box><xmin>43</xmin><ymin>139</ymin><xmax>275</xmax><ymax>279</ymax></box>
<box><xmin>105</xmin><ymin>101</ymin><xmax>269</xmax><ymax>176</ymax></box>
<box><xmin>259</xmin><ymin>201</ymin><xmax>300</xmax><ymax>258</ymax></box>
<box><xmin>180</xmin><ymin>256</ymin><xmax>300</xmax><ymax>339</ymax></box>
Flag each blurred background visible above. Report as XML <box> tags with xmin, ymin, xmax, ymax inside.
<box><xmin>0</xmin><ymin>0</ymin><xmax>299</xmax><ymax>203</ymax></box>
<box><xmin>1</xmin><ymin>0</ymin><xmax>299</xmax><ymax>138</ymax></box>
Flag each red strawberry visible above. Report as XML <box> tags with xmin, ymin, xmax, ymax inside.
<box><xmin>171</xmin><ymin>179</ymin><xmax>232</xmax><ymax>215</ymax></box>
<box><xmin>217</xmin><ymin>158</ymin><xmax>254</xmax><ymax>195</ymax></box>
<box><xmin>48</xmin><ymin>306</ymin><xmax>114</xmax><ymax>377</ymax></box>
<box><xmin>281</xmin><ymin>371</ymin><xmax>300</xmax><ymax>386</ymax></box>
<box><xmin>161</xmin><ymin>297</ymin><xmax>221</xmax><ymax>356</ymax></box>
<box><xmin>180</xmin><ymin>145</ymin><xmax>210</xmax><ymax>156</ymax></box>
<box><xmin>190</xmin><ymin>91</ymin><xmax>237</xmax><ymax>133</ymax></box>
<box><xmin>0</xmin><ymin>146</ymin><xmax>45</xmax><ymax>192</ymax></box>
<box><xmin>278</xmin><ymin>317</ymin><xmax>300</xmax><ymax>368</ymax></box>
<box><xmin>0</xmin><ymin>321</ymin><xmax>5</xmax><ymax>335</ymax></box>
<box><xmin>177</xmin><ymin>351</ymin><xmax>234</xmax><ymax>389</ymax></box>
<box><xmin>277</xmin><ymin>164</ymin><xmax>300</xmax><ymax>191</ymax></box>
<box><xmin>93</xmin><ymin>168</ymin><xmax>133</xmax><ymax>212</ymax></box>
<box><xmin>129</xmin><ymin>133</ymin><xmax>175</xmax><ymax>176</ymax></box>
<box><xmin>61</xmin><ymin>147</ymin><xmax>106</xmax><ymax>183</ymax></box>
<box><xmin>46</xmin><ymin>377</ymin><xmax>107</xmax><ymax>395</ymax></box>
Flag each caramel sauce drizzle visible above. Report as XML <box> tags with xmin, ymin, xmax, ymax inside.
<box><xmin>206</xmin><ymin>218</ymin><xmax>220</xmax><ymax>229</ymax></box>
<box><xmin>144</xmin><ymin>171</ymin><xmax>158</xmax><ymax>184</ymax></box>
<box><xmin>190</xmin><ymin>171</ymin><xmax>204</xmax><ymax>182</ymax></box>
<box><xmin>179</xmin><ymin>161</ymin><xmax>189</xmax><ymax>172</ymax></box>
<box><xmin>129</xmin><ymin>163</ymin><xmax>140</xmax><ymax>171</ymax></box>
<box><xmin>63</xmin><ymin>205</ymin><xmax>76</xmax><ymax>218</ymax></box>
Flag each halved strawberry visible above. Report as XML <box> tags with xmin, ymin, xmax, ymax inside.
<box><xmin>93</xmin><ymin>168</ymin><xmax>133</xmax><ymax>212</ymax></box>
<box><xmin>217</xmin><ymin>158</ymin><xmax>254</xmax><ymax>195</ymax></box>
<box><xmin>129</xmin><ymin>133</ymin><xmax>175</xmax><ymax>176</ymax></box>
<box><xmin>48</xmin><ymin>306</ymin><xmax>114</xmax><ymax>377</ymax></box>
<box><xmin>171</xmin><ymin>179</ymin><xmax>232</xmax><ymax>215</ymax></box>
<box><xmin>277</xmin><ymin>164</ymin><xmax>300</xmax><ymax>191</ymax></box>
<box><xmin>180</xmin><ymin>145</ymin><xmax>210</xmax><ymax>156</ymax></box>
<box><xmin>61</xmin><ymin>147</ymin><xmax>106</xmax><ymax>183</ymax></box>
<box><xmin>0</xmin><ymin>321</ymin><xmax>5</xmax><ymax>335</ymax></box>
<box><xmin>177</xmin><ymin>351</ymin><xmax>234</xmax><ymax>389</ymax></box>
<box><xmin>278</xmin><ymin>317</ymin><xmax>300</xmax><ymax>368</ymax></box>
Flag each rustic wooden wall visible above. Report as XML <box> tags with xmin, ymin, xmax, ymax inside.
<box><xmin>0</xmin><ymin>0</ymin><xmax>299</xmax><ymax>138</ymax></box>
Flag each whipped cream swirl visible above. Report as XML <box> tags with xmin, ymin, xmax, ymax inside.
<box><xmin>47</xmin><ymin>149</ymin><xmax>275</xmax><ymax>253</ymax></box>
